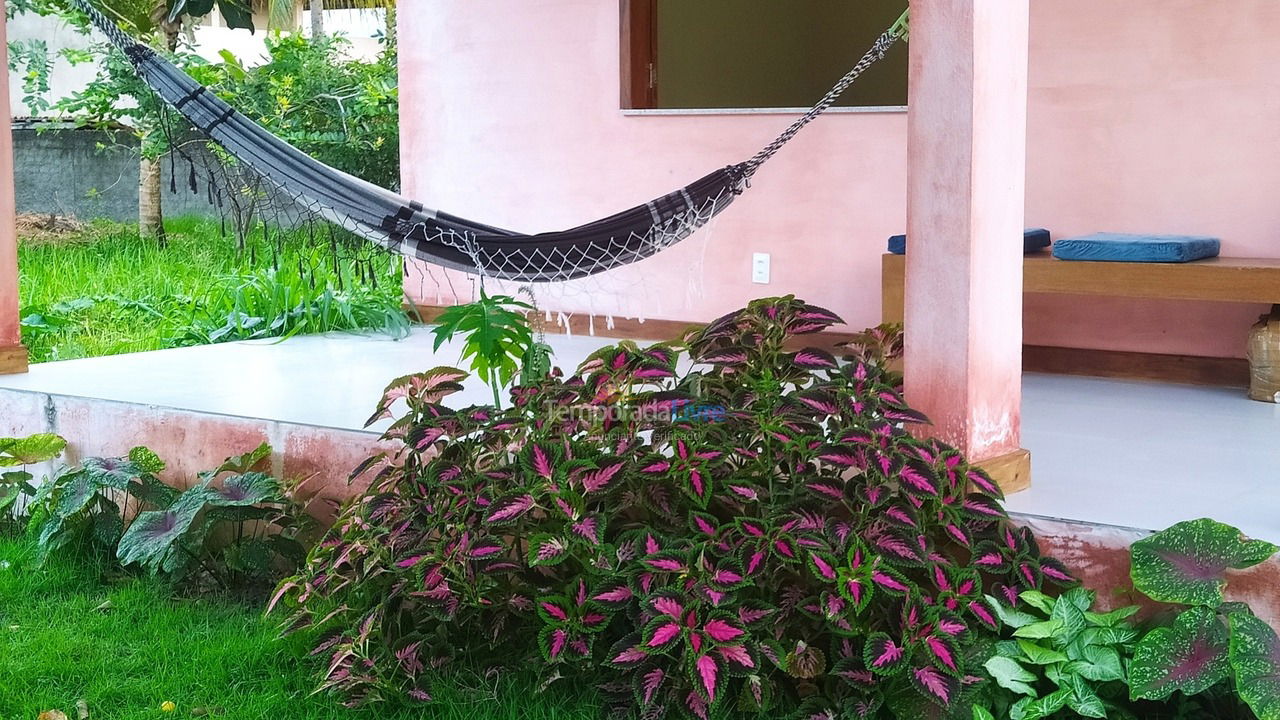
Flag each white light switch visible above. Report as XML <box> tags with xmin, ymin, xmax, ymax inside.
<box><xmin>752</xmin><ymin>252</ymin><xmax>771</xmax><ymax>284</ymax></box>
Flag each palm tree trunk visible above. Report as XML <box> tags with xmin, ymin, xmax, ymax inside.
<box><xmin>384</xmin><ymin>4</ymin><xmax>395</xmax><ymax>48</ymax></box>
<box><xmin>310</xmin><ymin>0</ymin><xmax>324</xmax><ymax>37</ymax></box>
<box><xmin>138</xmin><ymin>155</ymin><xmax>166</xmax><ymax>247</ymax></box>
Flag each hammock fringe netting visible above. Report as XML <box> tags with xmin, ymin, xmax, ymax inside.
<box><xmin>72</xmin><ymin>0</ymin><xmax>904</xmax><ymax>283</ymax></box>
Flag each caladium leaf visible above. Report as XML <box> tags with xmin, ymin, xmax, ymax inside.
<box><xmin>116</xmin><ymin>490</ymin><xmax>207</xmax><ymax>573</ymax></box>
<box><xmin>210</xmin><ymin>472</ymin><xmax>278</xmax><ymax>506</ymax></box>
<box><xmin>211</xmin><ymin>442</ymin><xmax>271</xmax><ymax>475</ymax></box>
<box><xmin>1130</xmin><ymin>518</ymin><xmax>1277</xmax><ymax>607</ymax></box>
<box><xmin>82</xmin><ymin>456</ymin><xmax>140</xmax><ymax>490</ymax></box>
<box><xmin>0</xmin><ymin>433</ymin><xmax>66</xmax><ymax>466</ymax></box>
<box><xmin>1129</xmin><ymin>607</ymin><xmax>1230</xmax><ymax>701</ymax></box>
<box><xmin>1229</xmin><ymin>612</ymin><xmax>1280</xmax><ymax>720</ymax></box>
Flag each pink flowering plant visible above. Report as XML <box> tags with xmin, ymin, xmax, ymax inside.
<box><xmin>273</xmin><ymin>296</ymin><xmax>1073</xmax><ymax>718</ymax></box>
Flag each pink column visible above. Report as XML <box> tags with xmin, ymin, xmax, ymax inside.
<box><xmin>904</xmin><ymin>0</ymin><xmax>1029</xmax><ymax>489</ymax></box>
<box><xmin>0</xmin><ymin>0</ymin><xmax>26</xmax><ymax>374</ymax></box>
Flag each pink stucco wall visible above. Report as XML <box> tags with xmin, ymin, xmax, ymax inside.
<box><xmin>401</xmin><ymin>0</ymin><xmax>1279</xmax><ymax>359</ymax></box>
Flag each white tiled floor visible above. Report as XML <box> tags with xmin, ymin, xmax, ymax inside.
<box><xmin>1010</xmin><ymin>373</ymin><xmax>1280</xmax><ymax>542</ymax></box>
<box><xmin>2</xmin><ymin>332</ymin><xmax>1277</xmax><ymax>540</ymax></box>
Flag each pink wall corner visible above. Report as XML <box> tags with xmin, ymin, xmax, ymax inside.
<box><xmin>903</xmin><ymin>0</ymin><xmax>1028</xmax><ymax>459</ymax></box>
<box><xmin>400</xmin><ymin>0</ymin><xmax>1280</xmax><ymax>359</ymax></box>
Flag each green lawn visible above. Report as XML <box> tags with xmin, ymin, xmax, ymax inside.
<box><xmin>18</xmin><ymin>217</ymin><xmax>410</xmax><ymax>364</ymax></box>
<box><xmin>0</xmin><ymin>536</ymin><xmax>599</xmax><ymax>720</ymax></box>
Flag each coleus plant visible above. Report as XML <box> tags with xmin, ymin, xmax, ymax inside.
<box><xmin>1127</xmin><ymin>518</ymin><xmax>1280</xmax><ymax>719</ymax></box>
<box><xmin>274</xmin><ymin>296</ymin><xmax>1074</xmax><ymax>718</ymax></box>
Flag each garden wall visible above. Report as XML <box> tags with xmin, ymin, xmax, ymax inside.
<box><xmin>13</xmin><ymin>121</ymin><xmax>220</xmax><ymax>222</ymax></box>
<box><xmin>399</xmin><ymin>0</ymin><xmax>1280</xmax><ymax>360</ymax></box>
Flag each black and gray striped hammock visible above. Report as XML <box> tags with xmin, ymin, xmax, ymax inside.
<box><xmin>73</xmin><ymin>1</ymin><xmax>906</xmax><ymax>283</ymax></box>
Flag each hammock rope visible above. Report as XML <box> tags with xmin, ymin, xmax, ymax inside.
<box><xmin>68</xmin><ymin>0</ymin><xmax>905</xmax><ymax>283</ymax></box>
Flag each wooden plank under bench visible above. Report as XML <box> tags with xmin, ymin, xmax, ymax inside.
<box><xmin>880</xmin><ymin>253</ymin><xmax>1280</xmax><ymax>386</ymax></box>
<box><xmin>881</xmin><ymin>253</ymin><xmax>1280</xmax><ymax>324</ymax></box>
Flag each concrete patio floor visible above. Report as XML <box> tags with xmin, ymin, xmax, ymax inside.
<box><xmin>1</xmin><ymin>328</ymin><xmax>1277</xmax><ymax>541</ymax></box>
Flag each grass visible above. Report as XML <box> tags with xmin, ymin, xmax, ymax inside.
<box><xmin>0</xmin><ymin>535</ymin><xmax>601</xmax><ymax>720</ymax></box>
<box><xmin>18</xmin><ymin>217</ymin><xmax>412</xmax><ymax>363</ymax></box>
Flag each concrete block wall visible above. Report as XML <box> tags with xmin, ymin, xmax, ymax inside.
<box><xmin>13</xmin><ymin>123</ymin><xmax>221</xmax><ymax>222</ymax></box>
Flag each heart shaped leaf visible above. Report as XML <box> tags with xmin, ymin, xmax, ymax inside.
<box><xmin>1130</xmin><ymin>518</ymin><xmax>1277</xmax><ymax>607</ymax></box>
<box><xmin>0</xmin><ymin>433</ymin><xmax>66</xmax><ymax>466</ymax></box>
<box><xmin>1129</xmin><ymin>606</ymin><xmax>1230</xmax><ymax>701</ymax></box>
<box><xmin>1229</xmin><ymin>612</ymin><xmax>1280</xmax><ymax>720</ymax></box>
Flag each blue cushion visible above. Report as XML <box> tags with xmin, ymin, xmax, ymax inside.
<box><xmin>887</xmin><ymin>228</ymin><xmax>1051</xmax><ymax>255</ymax></box>
<box><xmin>1051</xmin><ymin>233</ymin><xmax>1220</xmax><ymax>263</ymax></box>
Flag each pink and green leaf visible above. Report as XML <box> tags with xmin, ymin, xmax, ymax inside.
<box><xmin>1229</xmin><ymin>611</ymin><xmax>1280</xmax><ymax>720</ymax></box>
<box><xmin>1130</xmin><ymin>518</ymin><xmax>1278</xmax><ymax>607</ymax></box>
<box><xmin>1129</xmin><ymin>606</ymin><xmax>1230</xmax><ymax>701</ymax></box>
<box><xmin>863</xmin><ymin>632</ymin><xmax>908</xmax><ymax>675</ymax></box>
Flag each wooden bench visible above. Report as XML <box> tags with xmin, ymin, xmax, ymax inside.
<box><xmin>881</xmin><ymin>253</ymin><xmax>1280</xmax><ymax>385</ymax></box>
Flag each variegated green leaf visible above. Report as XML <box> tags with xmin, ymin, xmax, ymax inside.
<box><xmin>1130</xmin><ymin>518</ymin><xmax>1277</xmax><ymax>607</ymax></box>
<box><xmin>1129</xmin><ymin>606</ymin><xmax>1230</xmax><ymax>701</ymax></box>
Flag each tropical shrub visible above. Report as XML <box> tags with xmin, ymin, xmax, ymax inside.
<box><xmin>980</xmin><ymin>518</ymin><xmax>1280</xmax><ymax>719</ymax></box>
<box><xmin>0</xmin><ymin>433</ymin><xmax>67</xmax><ymax>528</ymax></box>
<box><xmin>29</xmin><ymin>442</ymin><xmax>317</xmax><ymax>589</ymax></box>
<box><xmin>275</xmin><ymin>296</ymin><xmax>1074</xmax><ymax>717</ymax></box>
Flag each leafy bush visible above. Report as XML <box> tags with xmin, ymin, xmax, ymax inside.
<box><xmin>275</xmin><ymin>296</ymin><xmax>1073</xmax><ymax>717</ymax></box>
<box><xmin>195</xmin><ymin>33</ymin><xmax>400</xmax><ymax>190</ymax></box>
<box><xmin>29</xmin><ymin>443</ymin><xmax>317</xmax><ymax>590</ymax></box>
<box><xmin>0</xmin><ymin>433</ymin><xmax>67</xmax><ymax>528</ymax></box>
<box><xmin>1127</xmin><ymin>519</ymin><xmax>1280</xmax><ymax>718</ymax></box>
<box><xmin>982</xmin><ymin>587</ymin><xmax>1138</xmax><ymax>718</ymax></box>
<box><xmin>980</xmin><ymin>518</ymin><xmax>1279</xmax><ymax>719</ymax></box>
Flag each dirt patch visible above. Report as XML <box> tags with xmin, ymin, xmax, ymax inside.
<box><xmin>16</xmin><ymin>213</ymin><xmax>90</xmax><ymax>246</ymax></box>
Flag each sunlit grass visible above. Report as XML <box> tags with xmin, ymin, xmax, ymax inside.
<box><xmin>0</xmin><ymin>535</ymin><xmax>601</xmax><ymax>720</ymax></box>
<box><xmin>18</xmin><ymin>217</ymin><xmax>411</xmax><ymax>363</ymax></box>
